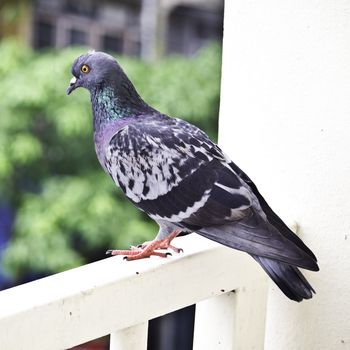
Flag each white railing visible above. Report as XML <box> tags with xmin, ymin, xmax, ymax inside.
<box><xmin>0</xmin><ymin>234</ymin><xmax>268</xmax><ymax>350</ymax></box>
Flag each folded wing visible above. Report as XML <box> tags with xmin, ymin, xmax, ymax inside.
<box><xmin>105</xmin><ymin>114</ymin><xmax>318</xmax><ymax>273</ymax></box>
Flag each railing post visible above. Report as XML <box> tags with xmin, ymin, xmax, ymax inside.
<box><xmin>193</xmin><ymin>292</ymin><xmax>236</xmax><ymax>350</ymax></box>
<box><xmin>110</xmin><ymin>322</ymin><xmax>148</xmax><ymax>350</ymax></box>
<box><xmin>193</xmin><ymin>281</ymin><xmax>267</xmax><ymax>349</ymax></box>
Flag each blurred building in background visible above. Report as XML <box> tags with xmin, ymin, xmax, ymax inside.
<box><xmin>1</xmin><ymin>0</ymin><xmax>223</xmax><ymax>60</ymax></box>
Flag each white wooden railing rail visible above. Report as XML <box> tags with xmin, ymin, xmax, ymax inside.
<box><xmin>0</xmin><ymin>234</ymin><xmax>268</xmax><ymax>350</ymax></box>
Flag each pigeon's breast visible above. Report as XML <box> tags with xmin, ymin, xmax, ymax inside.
<box><xmin>94</xmin><ymin>118</ymin><xmax>132</xmax><ymax>172</ymax></box>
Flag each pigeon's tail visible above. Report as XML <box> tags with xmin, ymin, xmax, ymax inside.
<box><xmin>252</xmin><ymin>255</ymin><xmax>315</xmax><ymax>302</ymax></box>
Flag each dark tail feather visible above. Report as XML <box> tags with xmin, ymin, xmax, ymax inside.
<box><xmin>252</xmin><ymin>255</ymin><xmax>316</xmax><ymax>302</ymax></box>
<box><xmin>228</xmin><ymin>161</ymin><xmax>317</xmax><ymax>261</ymax></box>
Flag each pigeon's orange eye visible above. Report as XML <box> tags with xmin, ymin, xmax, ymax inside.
<box><xmin>80</xmin><ymin>64</ymin><xmax>91</xmax><ymax>74</ymax></box>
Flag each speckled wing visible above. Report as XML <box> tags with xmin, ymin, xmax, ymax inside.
<box><xmin>104</xmin><ymin>114</ymin><xmax>251</xmax><ymax>223</ymax></box>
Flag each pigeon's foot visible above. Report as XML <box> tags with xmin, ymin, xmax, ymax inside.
<box><xmin>106</xmin><ymin>229</ymin><xmax>183</xmax><ymax>261</ymax></box>
<box><xmin>138</xmin><ymin>229</ymin><xmax>183</xmax><ymax>253</ymax></box>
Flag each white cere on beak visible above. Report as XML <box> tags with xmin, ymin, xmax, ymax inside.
<box><xmin>70</xmin><ymin>76</ymin><xmax>77</xmax><ymax>85</ymax></box>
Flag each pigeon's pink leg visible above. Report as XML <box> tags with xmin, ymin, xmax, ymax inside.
<box><xmin>106</xmin><ymin>229</ymin><xmax>183</xmax><ymax>260</ymax></box>
<box><xmin>156</xmin><ymin>229</ymin><xmax>184</xmax><ymax>253</ymax></box>
<box><xmin>137</xmin><ymin>229</ymin><xmax>183</xmax><ymax>253</ymax></box>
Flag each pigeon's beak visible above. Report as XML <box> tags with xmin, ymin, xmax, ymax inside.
<box><xmin>67</xmin><ymin>76</ymin><xmax>80</xmax><ymax>95</ymax></box>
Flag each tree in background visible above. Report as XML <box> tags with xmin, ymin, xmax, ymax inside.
<box><xmin>0</xmin><ymin>0</ymin><xmax>30</xmax><ymax>40</ymax></box>
<box><xmin>0</xmin><ymin>40</ymin><xmax>222</xmax><ymax>282</ymax></box>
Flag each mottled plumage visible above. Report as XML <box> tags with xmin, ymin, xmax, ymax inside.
<box><xmin>67</xmin><ymin>51</ymin><xmax>319</xmax><ymax>302</ymax></box>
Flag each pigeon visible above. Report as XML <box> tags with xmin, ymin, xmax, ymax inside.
<box><xmin>67</xmin><ymin>51</ymin><xmax>319</xmax><ymax>302</ymax></box>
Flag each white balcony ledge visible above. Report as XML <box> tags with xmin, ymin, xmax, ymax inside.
<box><xmin>0</xmin><ymin>234</ymin><xmax>268</xmax><ymax>350</ymax></box>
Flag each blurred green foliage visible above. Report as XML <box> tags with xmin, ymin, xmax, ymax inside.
<box><xmin>0</xmin><ymin>39</ymin><xmax>222</xmax><ymax>280</ymax></box>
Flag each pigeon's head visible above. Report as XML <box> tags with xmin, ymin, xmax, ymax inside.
<box><xmin>67</xmin><ymin>51</ymin><xmax>124</xmax><ymax>95</ymax></box>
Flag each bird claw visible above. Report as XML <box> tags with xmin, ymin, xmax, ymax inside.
<box><xmin>106</xmin><ymin>230</ymin><xmax>182</xmax><ymax>261</ymax></box>
<box><xmin>167</xmin><ymin>245</ymin><xmax>184</xmax><ymax>253</ymax></box>
<box><xmin>124</xmin><ymin>250</ymin><xmax>171</xmax><ymax>261</ymax></box>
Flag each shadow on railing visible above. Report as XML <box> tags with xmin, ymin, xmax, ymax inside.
<box><xmin>0</xmin><ymin>234</ymin><xmax>268</xmax><ymax>350</ymax></box>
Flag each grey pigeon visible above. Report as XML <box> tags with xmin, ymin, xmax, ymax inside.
<box><xmin>67</xmin><ymin>51</ymin><xmax>319</xmax><ymax>302</ymax></box>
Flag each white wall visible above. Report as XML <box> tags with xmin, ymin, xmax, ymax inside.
<box><xmin>219</xmin><ymin>1</ymin><xmax>350</xmax><ymax>349</ymax></box>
